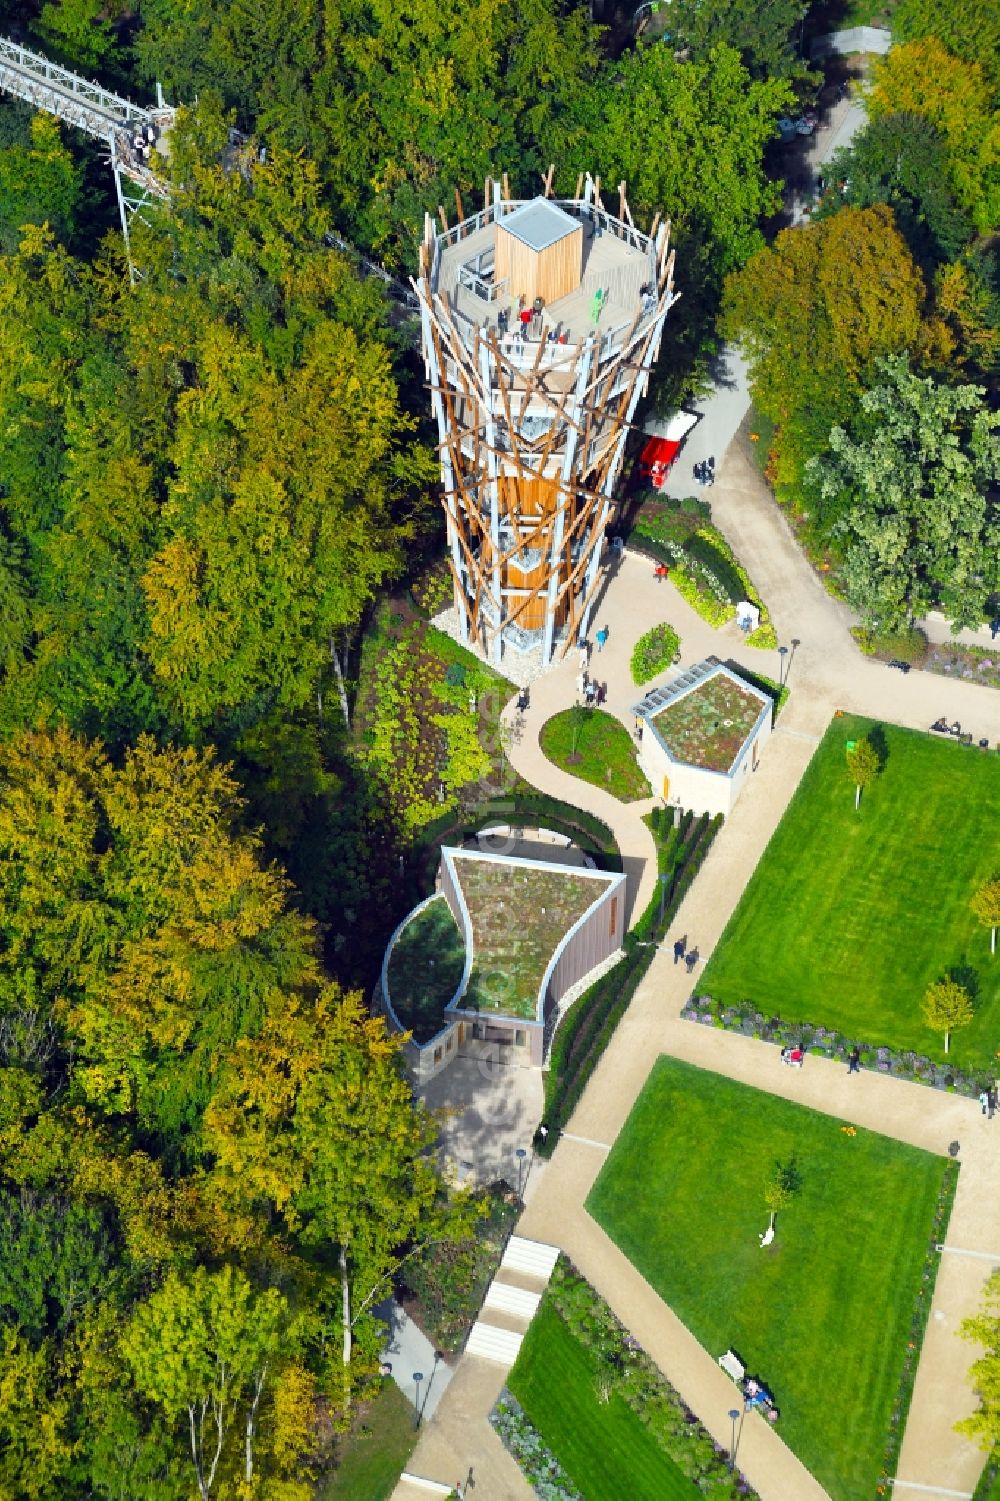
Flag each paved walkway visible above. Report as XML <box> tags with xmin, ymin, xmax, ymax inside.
<box><xmin>396</xmin><ymin>421</ymin><xmax>1000</xmax><ymax>1500</ymax></box>
<box><xmin>377</xmin><ymin>1297</ymin><xmax>455</xmax><ymax>1423</ymax></box>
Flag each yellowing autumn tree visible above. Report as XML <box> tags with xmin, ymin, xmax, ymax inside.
<box><xmin>868</xmin><ymin>39</ymin><xmax>1000</xmax><ymax>232</ymax></box>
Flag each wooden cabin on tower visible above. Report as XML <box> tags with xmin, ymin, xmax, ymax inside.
<box><xmin>413</xmin><ymin>171</ymin><xmax>678</xmax><ymax>666</ymax></box>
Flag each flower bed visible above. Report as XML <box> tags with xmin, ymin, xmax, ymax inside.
<box><xmin>491</xmin><ymin>1393</ymin><xmax>583</xmax><ymax>1500</ymax></box>
<box><xmin>494</xmin><ymin>1258</ymin><xmax>759</xmax><ymax>1500</ymax></box>
<box><xmin>628</xmin><ymin>495</ymin><xmax>775</xmax><ymax>649</ymax></box>
<box><xmin>926</xmin><ymin>642</ymin><xmax>1000</xmax><ymax>693</ymax></box>
<box><xmin>631</xmin><ymin>622</ymin><xmax>681</xmax><ymax>685</ymax></box>
<box><xmin>877</xmin><ymin>1160</ymin><xmax>959</xmax><ymax>1493</ymax></box>
<box><xmin>682</xmin><ymin>996</ymin><xmax>990</xmax><ymax>1097</ymax></box>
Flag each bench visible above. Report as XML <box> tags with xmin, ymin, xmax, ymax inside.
<box><xmin>718</xmin><ymin>1349</ymin><xmax>745</xmax><ymax>1384</ymax></box>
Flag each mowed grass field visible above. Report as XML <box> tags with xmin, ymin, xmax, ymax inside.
<box><xmin>587</xmin><ymin>1059</ymin><xmax>950</xmax><ymax>1501</ymax></box>
<box><xmin>508</xmin><ymin>1299</ymin><xmax>704</xmax><ymax>1501</ymax></box>
<box><xmin>699</xmin><ymin>715</ymin><xmax>1000</xmax><ymax>1065</ymax></box>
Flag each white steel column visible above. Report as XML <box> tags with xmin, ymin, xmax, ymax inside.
<box><xmin>420</xmin><ymin>292</ymin><xmax>468</xmax><ymax>640</ymax></box>
<box><xmin>479</xmin><ymin>337</ymin><xmax>503</xmax><ymax>664</ymax></box>
<box><xmin>541</xmin><ymin>335</ymin><xmax>594</xmax><ymax>665</ymax></box>
<box><xmin>577</xmin><ymin>299</ymin><xmax>673</xmax><ymax>643</ymax></box>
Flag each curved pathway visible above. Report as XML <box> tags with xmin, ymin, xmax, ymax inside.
<box><xmin>398</xmin><ymin>431</ymin><xmax>1000</xmax><ymax>1501</ymax></box>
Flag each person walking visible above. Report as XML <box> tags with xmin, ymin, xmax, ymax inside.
<box><xmin>596</xmin><ymin>625</ymin><xmax>609</xmax><ymax>652</ymax></box>
<box><xmin>596</xmin><ymin>682</ymin><xmax>607</xmax><ymax>706</ymax></box>
<box><xmin>685</xmin><ymin>945</ymin><xmax>700</xmax><ymax>974</ymax></box>
<box><xmin>847</xmin><ymin>1046</ymin><xmax>861</xmax><ymax>1075</ymax></box>
<box><xmin>988</xmin><ymin>1086</ymin><xmax>997</xmax><ymax>1120</ymax></box>
<box><xmin>673</xmin><ymin>937</ymin><xmax>685</xmax><ymax>965</ymax></box>
<box><xmin>578</xmin><ymin>642</ymin><xmax>589</xmax><ymax>672</ymax></box>
<box><xmin>980</xmin><ymin>1087</ymin><xmax>991</xmax><ymax>1117</ymax></box>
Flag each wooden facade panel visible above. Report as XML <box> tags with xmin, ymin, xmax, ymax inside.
<box><xmin>495</xmin><ymin>223</ymin><xmax>583</xmax><ymax>308</ymax></box>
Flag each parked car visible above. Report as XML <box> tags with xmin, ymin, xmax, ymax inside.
<box><xmin>887</xmin><ymin>659</ymin><xmax>911</xmax><ymax>674</ymax></box>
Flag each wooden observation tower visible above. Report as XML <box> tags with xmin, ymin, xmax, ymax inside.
<box><xmin>414</xmin><ymin>172</ymin><xmax>678</xmax><ymax>666</ymax></box>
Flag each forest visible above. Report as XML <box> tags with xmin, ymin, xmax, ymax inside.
<box><xmin>0</xmin><ymin>0</ymin><xmax>997</xmax><ymax>1493</ymax></box>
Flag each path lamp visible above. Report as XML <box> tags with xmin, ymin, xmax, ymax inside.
<box><xmin>413</xmin><ymin>1371</ymin><xmax>424</xmax><ymax>1429</ymax></box>
<box><xmin>777</xmin><ymin>644</ymin><xmax>788</xmax><ymax>687</ymax></box>
<box><xmin>729</xmin><ymin>1407</ymin><xmax>741</xmax><ymax>1470</ymax></box>
<box><xmin>515</xmin><ymin>1147</ymin><xmax>528</xmax><ymax>1198</ymax></box>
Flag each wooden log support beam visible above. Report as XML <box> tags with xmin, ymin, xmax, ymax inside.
<box><xmin>416</xmin><ymin>171</ymin><xmax>677</xmax><ymax>665</ymax></box>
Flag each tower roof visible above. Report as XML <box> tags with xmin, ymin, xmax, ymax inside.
<box><xmin>499</xmin><ymin>196</ymin><xmax>579</xmax><ymax>252</ymax></box>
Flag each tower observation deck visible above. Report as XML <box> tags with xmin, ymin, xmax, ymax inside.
<box><xmin>414</xmin><ymin>173</ymin><xmax>677</xmax><ymax>666</ymax></box>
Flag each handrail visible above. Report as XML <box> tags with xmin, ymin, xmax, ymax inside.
<box><xmin>0</xmin><ymin>35</ymin><xmax>150</xmax><ymax>125</ymax></box>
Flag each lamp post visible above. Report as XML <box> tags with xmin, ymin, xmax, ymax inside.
<box><xmin>413</xmin><ymin>1371</ymin><xmax>424</xmax><ymax>1430</ymax></box>
<box><xmin>515</xmin><ymin>1147</ymin><xmax>528</xmax><ymax>1198</ymax></box>
<box><xmin>729</xmin><ymin>1407</ymin><xmax>741</xmax><ymax>1470</ymax></box>
<box><xmin>777</xmin><ymin>644</ymin><xmax>788</xmax><ymax>688</ymax></box>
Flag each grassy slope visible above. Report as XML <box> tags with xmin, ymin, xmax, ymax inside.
<box><xmin>316</xmin><ymin>1381</ymin><xmax>416</xmax><ymax>1501</ymax></box>
<box><xmin>587</xmin><ymin>1058</ymin><xmax>948</xmax><ymax>1501</ymax></box>
<box><xmin>540</xmin><ymin>708</ymin><xmax>651</xmax><ymax>802</ymax></box>
<box><xmin>508</xmin><ymin>1299</ymin><xmax>702</xmax><ymax>1501</ymax></box>
<box><xmin>699</xmin><ymin>715</ymin><xmax>1000</xmax><ymax>1065</ymax></box>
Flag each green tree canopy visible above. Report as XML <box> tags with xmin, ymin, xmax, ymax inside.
<box><xmin>958</xmin><ymin>1269</ymin><xmax>1000</xmax><ymax>1451</ymax></box>
<box><xmin>892</xmin><ymin>0</ymin><xmax>1000</xmax><ymax>99</ymax></box>
<box><xmin>819</xmin><ymin>113</ymin><xmax>974</xmax><ymax>270</ymax></box>
<box><xmin>722</xmin><ymin>205</ymin><xmax>943</xmax><ymax>508</ymax></box>
<box><xmin>868</xmin><ymin>39</ymin><xmax>1000</xmax><ymax>233</ymax></box>
<box><xmin>0</xmin><ymin>113</ymin><xmax>82</xmax><ymax>255</ymax></box>
<box><xmin>551</xmin><ymin>44</ymin><xmax>794</xmax><ymax>291</ymax></box>
<box><xmin>971</xmin><ymin>876</ymin><xmax>1000</xmax><ymax>955</ymax></box>
<box><xmin>846</xmin><ymin>735</ymin><xmax>880</xmax><ymax>810</ymax></box>
<box><xmin>659</xmin><ymin>0</ymin><xmax>815</xmax><ymax>81</ymax></box>
<box><xmin>921</xmin><ymin>977</ymin><xmax>974</xmax><ymax>1054</ymax></box>
<box><xmin>806</xmin><ymin>355</ymin><xmax>1000</xmax><ymax>632</ymax></box>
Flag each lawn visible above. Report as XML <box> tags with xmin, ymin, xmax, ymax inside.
<box><xmin>699</xmin><ymin>715</ymin><xmax>1000</xmax><ymax>1068</ymax></box>
<box><xmin>540</xmin><ymin>707</ymin><xmax>651</xmax><ymax>801</ymax></box>
<box><xmin>507</xmin><ymin>1299</ymin><xmax>704</xmax><ymax>1501</ymax></box>
<box><xmin>316</xmin><ymin>1380</ymin><xmax>416</xmax><ymax>1501</ymax></box>
<box><xmin>587</xmin><ymin>1058</ymin><xmax>951</xmax><ymax>1501</ymax></box>
<box><xmin>385</xmin><ymin>895</ymin><xmax>466</xmax><ymax>1042</ymax></box>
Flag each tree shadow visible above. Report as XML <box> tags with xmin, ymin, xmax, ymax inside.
<box><xmin>867</xmin><ymin>723</ymin><xmax>889</xmax><ymax>771</ymax></box>
<box><xmin>947</xmin><ymin>963</ymin><xmax>980</xmax><ymax>1003</ymax></box>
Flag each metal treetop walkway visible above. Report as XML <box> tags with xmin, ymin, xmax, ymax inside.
<box><xmin>0</xmin><ymin>35</ymin><xmax>173</xmax><ymax>185</ymax></box>
<box><xmin>0</xmin><ymin>31</ymin><xmax>418</xmax><ymax>303</ymax></box>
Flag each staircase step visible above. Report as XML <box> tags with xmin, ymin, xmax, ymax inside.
<box><xmin>465</xmin><ymin>1321</ymin><xmax>524</xmax><ymax>1365</ymax></box>
<box><xmin>500</xmin><ymin>1235</ymin><xmax>560</xmax><ymax>1280</ymax></box>
<box><xmin>483</xmin><ymin>1279</ymin><xmax>541</xmax><ymax>1321</ymax></box>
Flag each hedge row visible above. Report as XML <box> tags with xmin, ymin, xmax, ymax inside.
<box><xmin>409</xmin><ymin>792</ymin><xmax>623</xmax><ymax>898</ymax></box>
<box><xmin>536</xmin><ymin>812</ymin><xmax>723</xmax><ymax>1155</ymax></box>
<box><xmin>683</xmin><ymin>532</ymin><xmax>744</xmax><ymax>603</ymax></box>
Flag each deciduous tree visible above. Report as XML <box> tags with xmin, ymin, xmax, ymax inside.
<box><xmin>921</xmin><ymin>978</ymin><xmax>974</xmax><ymax>1054</ymax></box>
<box><xmin>846</xmin><ymin>735</ymin><xmax>880</xmax><ymax>811</ymax></box>
<box><xmin>868</xmin><ymin>39</ymin><xmax>1000</xmax><ymax>233</ymax></box>
<box><xmin>203</xmin><ymin>989</ymin><xmax>476</xmax><ymax>1411</ymax></box>
<box><xmin>971</xmin><ymin>877</ymin><xmax>1000</xmax><ymax>956</ymax></box>
<box><xmin>723</xmin><ymin>206</ymin><xmax>941</xmax><ymax>509</ymax></box>
<box><xmin>958</xmin><ymin>1269</ymin><xmax>1000</xmax><ymax>1451</ymax></box>
<box><xmin>806</xmin><ymin>356</ymin><xmax>1000</xmax><ymax>631</ymax></box>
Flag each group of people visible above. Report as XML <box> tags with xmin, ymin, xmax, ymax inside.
<box><xmin>693</xmin><ymin>456</ymin><xmax>715</xmax><ymax>487</ymax></box>
<box><xmin>979</xmin><ymin>1086</ymin><xmax>998</xmax><ymax>1120</ymax></box>
<box><xmin>672</xmin><ymin>936</ymin><xmax>700</xmax><ymax>973</ymax></box>
<box><xmin>576</xmin><ymin>673</ymin><xmax>607</xmax><ymax>708</ymax></box>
